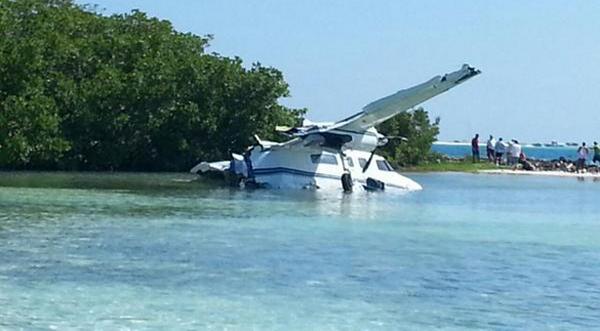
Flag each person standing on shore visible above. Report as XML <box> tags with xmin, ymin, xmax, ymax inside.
<box><xmin>471</xmin><ymin>134</ymin><xmax>480</xmax><ymax>163</ymax></box>
<box><xmin>486</xmin><ymin>135</ymin><xmax>496</xmax><ymax>162</ymax></box>
<box><xmin>494</xmin><ymin>138</ymin><xmax>506</xmax><ymax>165</ymax></box>
<box><xmin>507</xmin><ymin>140</ymin><xmax>514</xmax><ymax>165</ymax></box>
<box><xmin>576</xmin><ymin>142</ymin><xmax>589</xmax><ymax>173</ymax></box>
<box><xmin>512</xmin><ymin>140</ymin><xmax>522</xmax><ymax>167</ymax></box>
<box><xmin>593</xmin><ymin>142</ymin><xmax>600</xmax><ymax>165</ymax></box>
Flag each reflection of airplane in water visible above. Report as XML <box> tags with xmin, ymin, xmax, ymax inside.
<box><xmin>191</xmin><ymin>64</ymin><xmax>480</xmax><ymax>192</ymax></box>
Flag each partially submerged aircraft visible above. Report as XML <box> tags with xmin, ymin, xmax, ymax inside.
<box><xmin>191</xmin><ymin>64</ymin><xmax>480</xmax><ymax>192</ymax></box>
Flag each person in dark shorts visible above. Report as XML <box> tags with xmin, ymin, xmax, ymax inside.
<box><xmin>593</xmin><ymin>142</ymin><xmax>600</xmax><ymax>165</ymax></box>
<box><xmin>494</xmin><ymin>137</ymin><xmax>506</xmax><ymax>165</ymax></box>
<box><xmin>486</xmin><ymin>135</ymin><xmax>496</xmax><ymax>162</ymax></box>
<box><xmin>576</xmin><ymin>142</ymin><xmax>589</xmax><ymax>173</ymax></box>
<box><xmin>471</xmin><ymin>134</ymin><xmax>480</xmax><ymax>163</ymax></box>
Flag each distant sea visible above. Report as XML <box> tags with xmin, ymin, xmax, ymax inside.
<box><xmin>432</xmin><ymin>142</ymin><xmax>587</xmax><ymax>161</ymax></box>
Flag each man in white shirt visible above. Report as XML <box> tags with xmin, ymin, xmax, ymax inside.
<box><xmin>486</xmin><ymin>135</ymin><xmax>496</xmax><ymax>162</ymax></box>
<box><xmin>577</xmin><ymin>142</ymin><xmax>589</xmax><ymax>173</ymax></box>
<box><xmin>511</xmin><ymin>140</ymin><xmax>522</xmax><ymax>167</ymax></box>
<box><xmin>494</xmin><ymin>138</ymin><xmax>507</xmax><ymax>165</ymax></box>
<box><xmin>506</xmin><ymin>140</ymin><xmax>515</xmax><ymax>165</ymax></box>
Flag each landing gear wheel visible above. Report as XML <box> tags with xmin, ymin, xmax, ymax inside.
<box><xmin>341</xmin><ymin>173</ymin><xmax>353</xmax><ymax>192</ymax></box>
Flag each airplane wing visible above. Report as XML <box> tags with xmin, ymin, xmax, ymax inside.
<box><xmin>332</xmin><ymin>64</ymin><xmax>480</xmax><ymax>132</ymax></box>
<box><xmin>274</xmin><ymin>64</ymin><xmax>480</xmax><ymax>151</ymax></box>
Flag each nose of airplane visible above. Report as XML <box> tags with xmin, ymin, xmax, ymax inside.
<box><xmin>392</xmin><ymin>173</ymin><xmax>423</xmax><ymax>191</ymax></box>
<box><xmin>403</xmin><ymin>177</ymin><xmax>423</xmax><ymax>191</ymax></box>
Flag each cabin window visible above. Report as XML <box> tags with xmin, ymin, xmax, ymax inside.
<box><xmin>311</xmin><ymin>154</ymin><xmax>338</xmax><ymax>165</ymax></box>
<box><xmin>358</xmin><ymin>158</ymin><xmax>367</xmax><ymax>169</ymax></box>
<box><xmin>385</xmin><ymin>160</ymin><xmax>395</xmax><ymax>171</ymax></box>
<box><xmin>346</xmin><ymin>157</ymin><xmax>354</xmax><ymax>167</ymax></box>
<box><xmin>376</xmin><ymin>160</ymin><xmax>394</xmax><ymax>171</ymax></box>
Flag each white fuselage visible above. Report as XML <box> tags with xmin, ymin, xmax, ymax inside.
<box><xmin>246</xmin><ymin>145</ymin><xmax>422</xmax><ymax>191</ymax></box>
<box><xmin>192</xmin><ymin>65</ymin><xmax>480</xmax><ymax>192</ymax></box>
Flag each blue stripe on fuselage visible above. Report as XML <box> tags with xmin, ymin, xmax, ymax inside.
<box><xmin>252</xmin><ymin>167</ymin><xmax>341</xmax><ymax>180</ymax></box>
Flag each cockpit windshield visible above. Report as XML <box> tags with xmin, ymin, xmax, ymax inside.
<box><xmin>376</xmin><ymin>160</ymin><xmax>394</xmax><ymax>171</ymax></box>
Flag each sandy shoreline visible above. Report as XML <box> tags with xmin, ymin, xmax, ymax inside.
<box><xmin>480</xmin><ymin>169</ymin><xmax>600</xmax><ymax>178</ymax></box>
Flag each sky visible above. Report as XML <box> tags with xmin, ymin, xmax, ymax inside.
<box><xmin>77</xmin><ymin>0</ymin><xmax>600</xmax><ymax>143</ymax></box>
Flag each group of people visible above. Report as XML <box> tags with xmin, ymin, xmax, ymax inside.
<box><xmin>471</xmin><ymin>133</ymin><xmax>600</xmax><ymax>173</ymax></box>
<box><xmin>471</xmin><ymin>134</ymin><xmax>531</xmax><ymax>168</ymax></box>
<box><xmin>574</xmin><ymin>142</ymin><xmax>600</xmax><ymax>172</ymax></box>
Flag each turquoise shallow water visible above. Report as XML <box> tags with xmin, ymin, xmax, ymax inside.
<box><xmin>1</xmin><ymin>172</ymin><xmax>599</xmax><ymax>330</ymax></box>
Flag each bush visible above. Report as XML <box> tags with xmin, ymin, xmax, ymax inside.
<box><xmin>376</xmin><ymin>107</ymin><xmax>440</xmax><ymax>167</ymax></box>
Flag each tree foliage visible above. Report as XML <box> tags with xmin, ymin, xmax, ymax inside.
<box><xmin>377</xmin><ymin>107</ymin><xmax>440</xmax><ymax>166</ymax></box>
<box><xmin>0</xmin><ymin>0</ymin><xmax>440</xmax><ymax>171</ymax></box>
<box><xmin>0</xmin><ymin>0</ymin><xmax>304</xmax><ymax>170</ymax></box>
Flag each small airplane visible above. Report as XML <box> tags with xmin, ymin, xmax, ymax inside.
<box><xmin>191</xmin><ymin>64</ymin><xmax>480</xmax><ymax>192</ymax></box>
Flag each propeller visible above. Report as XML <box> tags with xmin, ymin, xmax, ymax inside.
<box><xmin>385</xmin><ymin>136</ymin><xmax>408</xmax><ymax>141</ymax></box>
<box><xmin>362</xmin><ymin>150</ymin><xmax>377</xmax><ymax>173</ymax></box>
<box><xmin>362</xmin><ymin>135</ymin><xmax>408</xmax><ymax>173</ymax></box>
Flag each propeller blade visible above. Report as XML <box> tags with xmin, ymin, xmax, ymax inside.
<box><xmin>362</xmin><ymin>150</ymin><xmax>376</xmax><ymax>173</ymax></box>
<box><xmin>385</xmin><ymin>136</ymin><xmax>408</xmax><ymax>141</ymax></box>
